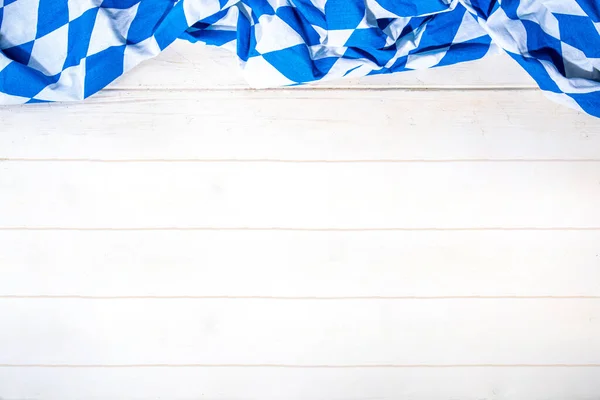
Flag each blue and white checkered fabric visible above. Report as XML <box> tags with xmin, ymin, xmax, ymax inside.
<box><xmin>0</xmin><ymin>0</ymin><xmax>599</xmax><ymax>116</ymax></box>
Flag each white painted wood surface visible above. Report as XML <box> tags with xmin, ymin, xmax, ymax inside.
<box><xmin>1</xmin><ymin>90</ymin><xmax>597</xmax><ymax>161</ymax></box>
<box><xmin>2</xmin><ymin>162</ymin><xmax>600</xmax><ymax>228</ymax></box>
<box><xmin>2</xmin><ymin>298</ymin><xmax>600</xmax><ymax>365</ymax></box>
<box><xmin>2</xmin><ymin>231</ymin><xmax>599</xmax><ymax>297</ymax></box>
<box><xmin>1</xmin><ymin>42</ymin><xmax>600</xmax><ymax>400</ymax></box>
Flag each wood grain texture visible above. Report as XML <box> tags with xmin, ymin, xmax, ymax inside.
<box><xmin>1</xmin><ymin>298</ymin><xmax>599</xmax><ymax>365</ymax></box>
<box><xmin>1</xmin><ymin>39</ymin><xmax>600</xmax><ymax>400</ymax></box>
<box><xmin>2</xmin><ymin>230</ymin><xmax>600</xmax><ymax>297</ymax></box>
<box><xmin>1</xmin><ymin>90</ymin><xmax>598</xmax><ymax>161</ymax></box>
<box><xmin>1</xmin><ymin>161</ymin><xmax>599</xmax><ymax>229</ymax></box>
<box><xmin>109</xmin><ymin>41</ymin><xmax>537</xmax><ymax>89</ymax></box>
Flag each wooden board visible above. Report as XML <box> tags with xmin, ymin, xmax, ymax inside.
<box><xmin>2</xmin><ymin>230</ymin><xmax>599</xmax><ymax>297</ymax></box>
<box><xmin>2</xmin><ymin>90</ymin><xmax>598</xmax><ymax>161</ymax></box>
<box><xmin>1</xmin><ymin>161</ymin><xmax>599</xmax><ymax>229</ymax></box>
<box><xmin>2</xmin><ymin>367</ymin><xmax>599</xmax><ymax>400</ymax></box>
<box><xmin>1</xmin><ymin>298</ymin><xmax>599</xmax><ymax>365</ymax></box>
<box><xmin>1</xmin><ymin>34</ymin><xmax>600</xmax><ymax>400</ymax></box>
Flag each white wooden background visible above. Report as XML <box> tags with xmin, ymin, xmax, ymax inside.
<box><xmin>1</xmin><ymin>41</ymin><xmax>600</xmax><ymax>400</ymax></box>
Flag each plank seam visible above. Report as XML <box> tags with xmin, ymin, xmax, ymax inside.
<box><xmin>1</xmin><ymin>296</ymin><xmax>599</xmax><ymax>300</ymax></box>
<box><xmin>1</xmin><ymin>364</ymin><xmax>599</xmax><ymax>368</ymax></box>
<box><xmin>3</xmin><ymin>159</ymin><xmax>600</xmax><ymax>163</ymax></box>
<box><xmin>1</xmin><ymin>227</ymin><xmax>600</xmax><ymax>231</ymax></box>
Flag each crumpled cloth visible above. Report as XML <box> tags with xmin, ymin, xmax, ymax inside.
<box><xmin>0</xmin><ymin>0</ymin><xmax>598</xmax><ymax>117</ymax></box>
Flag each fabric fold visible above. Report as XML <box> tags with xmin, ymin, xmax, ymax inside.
<box><xmin>0</xmin><ymin>0</ymin><xmax>598</xmax><ymax>117</ymax></box>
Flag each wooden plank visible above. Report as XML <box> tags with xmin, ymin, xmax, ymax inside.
<box><xmin>1</xmin><ymin>90</ymin><xmax>598</xmax><ymax>161</ymax></box>
<box><xmin>1</xmin><ymin>298</ymin><xmax>599</xmax><ymax>365</ymax></box>
<box><xmin>1</xmin><ymin>161</ymin><xmax>599</xmax><ymax>229</ymax></box>
<box><xmin>109</xmin><ymin>41</ymin><xmax>537</xmax><ymax>89</ymax></box>
<box><xmin>1</xmin><ymin>230</ymin><xmax>599</xmax><ymax>297</ymax></box>
<box><xmin>1</xmin><ymin>366</ymin><xmax>599</xmax><ymax>400</ymax></box>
